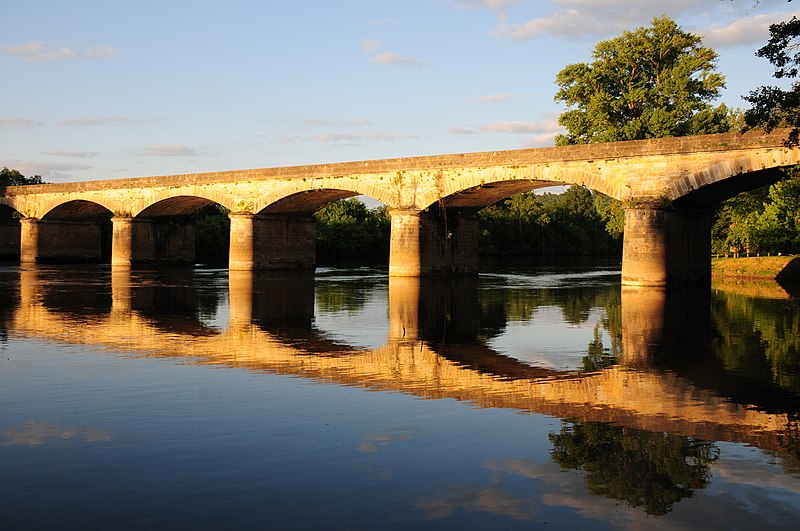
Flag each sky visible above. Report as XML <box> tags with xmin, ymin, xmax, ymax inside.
<box><xmin>2</xmin><ymin>0</ymin><xmax>800</xmax><ymax>183</ymax></box>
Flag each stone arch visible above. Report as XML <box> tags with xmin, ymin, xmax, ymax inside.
<box><xmin>136</xmin><ymin>195</ymin><xmax>226</xmax><ymax>218</ymax></box>
<box><xmin>415</xmin><ymin>165</ymin><xmax>620</xmax><ymax>212</ymax></box>
<box><xmin>259</xmin><ymin>189</ymin><xmax>361</xmax><ymax>214</ymax></box>
<box><xmin>667</xmin><ymin>155</ymin><xmax>800</xmax><ymax>207</ymax></box>
<box><xmin>256</xmin><ymin>178</ymin><xmax>396</xmax><ymax>213</ymax></box>
<box><xmin>128</xmin><ymin>196</ymin><xmax>231</xmax><ymax>267</ymax></box>
<box><xmin>30</xmin><ymin>196</ymin><xmax>117</xmax><ymax>220</ymax></box>
<box><xmin>31</xmin><ymin>200</ymin><xmax>115</xmax><ymax>263</ymax></box>
<box><xmin>672</xmin><ymin>167</ymin><xmax>787</xmax><ymax>209</ymax></box>
<box><xmin>41</xmin><ymin>199</ymin><xmax>113</xmax><ymax>221</ymax></box>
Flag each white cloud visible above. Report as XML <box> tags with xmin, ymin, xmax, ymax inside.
<box><xmin>361</xmin><ymin>38</ymin><xmax>383</xmax><ymax>53</ymax></box>
<box><xmin>449</xmin><ymin>126</ymin><xmax>477</xmax><ymax>135</ymax></box>
<box><xmin>42</xmin><ymin>150</ymin><xmax>101</xmax><ymax>158</ymax></box>
<box><xmin>699</xmin><ymin>12</ymin><xmax>800</xmax><ymax>48</ymax></box>
<box><xmin>480</xmin><ymin>121</ymin><xmax>546</xmax><ymax>133</ymax></box>
<box><xmin>450</xmin><ymin>118</ymin><xmax>563</xmax><ymax>146</ymax></box>
<box><xmin>467</xmin><ymin>93</ymin><xmax>513</xmax><ymax>103</ymax></box>
<box><xmin>55</xmin><ymin>116</ymin><xmax>137</xmax><ymax>127</ymax></box>
<box><xmin>140</xmin><ymin>145</ymin><xmax>198</xmax><ymax>157</ymax></box>
<box><xmin>493</xmin><ymin>0</ymin><xmax>761</xmax><ymax>41</ymax></box>
<box><xmin>2</xmin><ymin>41</ymin><xmax>114</xmax><ymax>63</ymax></box>
<box><xmin>0</xmin><ymin>117</ymin><xmax>42</xmax><ymax>128</ymax></box>
<box><xmin>305</xmin><ymin>117</ymin><xmax>369</xmax><ymax>127</ymax></box>
<box><xmin>277</xmin><ymin>130</ymin><xmax>416</xmax><ymax>146</ymax></box>
<box><xmin>447</xmin><ymin>0</ymin><xmax>518</xmax><ymax>20</ymax></box>
<box><xmin>370</xmin><ymin>51</ymin><xmax>428</xmax><ymax>66</ymax></box>
<box><xmin>453</xmin><ymin>119</ymin><xmax>559</xmax><ymax>135</ymax></box>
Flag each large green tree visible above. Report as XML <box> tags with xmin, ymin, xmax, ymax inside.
<box><xmin>744</xmin><ymin>16</ymin><xmax>800</xmax><ymax>143</ymax></box>
<box><xmin>554</xmin><ymin>16</ymin><xmax>729</xmax><ymax>145</ymax></box>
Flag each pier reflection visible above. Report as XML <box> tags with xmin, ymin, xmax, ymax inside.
<box><xmin>6</xmin><ymin>266</ymin><xmax>800</xmax><ymax>465</ymax></box>
<box><xmin>620</xmin><ymin>285</ymin><xmax>711</xmax><ymax>367</ymax></box>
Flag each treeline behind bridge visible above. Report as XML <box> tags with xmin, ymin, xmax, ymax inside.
<box><xmin>313</xmin><ymin>186</ymin><xmax>624</xmax><ymax>265</ymax></box>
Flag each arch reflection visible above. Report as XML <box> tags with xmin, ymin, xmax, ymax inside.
<box><xmin>7</xmin><ymin>265</ymin><xmax>799</xmax><ymax>460</ymax></box>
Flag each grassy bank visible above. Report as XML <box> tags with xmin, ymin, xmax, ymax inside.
<box><xmin>711</xmin><ymin>255</ymin><xmax>800</xmax><ymax>281</ymax></box>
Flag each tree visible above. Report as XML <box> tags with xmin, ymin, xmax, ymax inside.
<box><xmin>744</xmin><ymin>16</ymin><xmax>800</xmax><ymax>144</ymax></box>
<box><xmin>0</xmin><ymin>167</ymin><xmax>44</xmax><ymax>186</ymax></box>
<box><xmin>550</xmin><ymin>421</ymin><xmax>719</xmax><ymax>516</ymax></box>
<box><xmin>314</xmin><ymin>198</ymin><xmax>390</xmax><ymax>262</ymax></box>
<box><xmin>194</xmin><ymin>204</ymin><xmax>231</xmax><ymax>265</ymax></box>
<box><xmin>554</xmin><ymin>16</ymin><xmax>729</xmax><ymax>145</ymax></box>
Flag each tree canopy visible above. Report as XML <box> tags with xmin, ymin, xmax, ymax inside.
<box><xmin>554</xmin><ymin>16</ymin><xmax>729</xmax><ymax>145</ymax></box>
<box><xmin>0</xmin><ymin>167</ymin><xmax>44</xmax><ymax>186</ymax></box>
<box><xmin>314</xmin><ymin>198</ymin><xmax>390</xmax><ymax>263</ymax></box>
<box><xmin>744</xmin><ymin>16</ymin><xmax>800</xmax><ymax>144</ymax></box>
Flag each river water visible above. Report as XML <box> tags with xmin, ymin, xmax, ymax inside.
<box><xmin>1</xmin><ymin>262</ymin><xmax>799</xmax><ymax>529</ymax></box>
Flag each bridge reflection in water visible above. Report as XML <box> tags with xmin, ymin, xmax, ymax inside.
<box><xmin>6</xmin><ymin>265</ymin><xmax>797</xmax><ymax>463</ymax></box>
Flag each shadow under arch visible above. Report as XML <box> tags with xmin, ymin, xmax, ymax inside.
<box><xmin>0</xmin><ymin>203</ymin><xmax>21</xmax><ymax>260</ymax></box>
<box><xmin>260</xmin><ymin>189</ymin><xmax>362</xmax><ymax>214</ymax></box>
<box><xmin>128</xmin><ymin>195</ymin><xmax>231</xmax><ymax>267</ymax></box>
<box><xmin>228</xmin><ymin>189</ymin><xmax>390</xmax><ymax>271</ymax></box>
<box><xmin>36</xmin><ymin>200</ymin><xmax>114</xmax><ymax>263</ymax></box>
<box><xmin>672</xmin><ymin>167</ymin><xmax>787</xmax><ymax>209</ymax></box>
<box><xmin>429</xmin><ymin>180</ymin><xmax>552</xmax><ymax>211</ymax></box>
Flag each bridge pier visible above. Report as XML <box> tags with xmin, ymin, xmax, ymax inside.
<box><xmin>20</xmin><ymin>217</ymin><xmax>102</xmax><ymax>264</ymax></box>
<box><xmin>621</xmin><ymin>204</ymin><xmax>712</xmax><ymax>286</ymax></box>
<box><xmin>389</xmin><ymin>209</ymin><xmax>479</xmax><ymax>276</ymax></box>
<box><xmin>229</xmin><ymin>213</ymin><xmax>315</xmax><ymax>271</ymax></box>
<box><xmin>19</xmin><ymin>218</ymin><xmax>38</xmax><ymax>264</ymax></box>
<box><xmin>111</xmin><ymin>216</ymin><xmax>195</xmax><ymax>267</ymax></box>
<box><xmin>111</xmin><ymin>217</ymin><xmax>134</xmax><ymax>268</ymax></box>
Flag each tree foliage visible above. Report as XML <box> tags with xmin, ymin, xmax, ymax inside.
<box><xmin>744</xmin><ymin>16</ymin><xmax>800</xmax><ymax>143</ymax></box>
<box><xmin>478</xmin><ymin>186</ymin><xmax>622</xmax><ymax>256</ymax></box>
<box><xmin>1</xmin><ymin>167</ymin><xmax>44</xmax><ymax>186</ymax></box>
<box><xmin>194</xmin><ymin>204</ymin><xmax>231</xmax><ymax>265</ymax></box>
<box><xmin>550</xmin><ymin>421</ymin><xmax>719</xmax><ymax>516</ymax></box>
<box><xmin>314</xmin><ymin>198</ymin><xmax>390</xmax><ymax>263</ymax></box>
<box><xmin>712</xmin><ymin>176</ymin><xmax>800</xmax><ymax>254</ymax></box>
<box><xmin>554</xmin><ymin>16</ymin><xmax>729</xmax><ymax>145</ymax></box>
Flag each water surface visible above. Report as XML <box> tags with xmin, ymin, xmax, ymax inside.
<box><xmin>1</xmin><ymin>263</ymin><xmax>799</xmax><ymax>529</ymax></box>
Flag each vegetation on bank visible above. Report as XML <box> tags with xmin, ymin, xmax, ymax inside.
<box><xmin>712</xmin><ymin>255</ymin><xmax>800</xmax><ymax>281</ymax></box>
<box><xmin>314</xmin><ymin>199</ymin><xmax>390</xmax><ymax>263</ymax></box>
<box><xmin>712</xmin><ymin>175</ymin><xmax>800</xmax><ymax>255</ymax></box>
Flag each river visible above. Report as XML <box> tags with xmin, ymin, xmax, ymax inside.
<box><xmin>1</xmin><ymin>262</ymin><xmax>799</xmax><ymax>529</ymax></box>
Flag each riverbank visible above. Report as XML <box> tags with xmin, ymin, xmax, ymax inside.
<box><xmin>712</xmin><ymin>255</ymin><xmax>800</xmax><ymax>282</ymax></box>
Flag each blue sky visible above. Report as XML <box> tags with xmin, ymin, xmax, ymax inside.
<box><xmin>2</xmin><ymin>0</ymin><xmax>799</xmax><ymax>183</ymax></box>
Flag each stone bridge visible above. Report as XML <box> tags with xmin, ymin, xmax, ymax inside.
<box><xmin>1</xmin><ymin>129</ymin><xmax>798</xmax><ymax>285</ymax></box>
